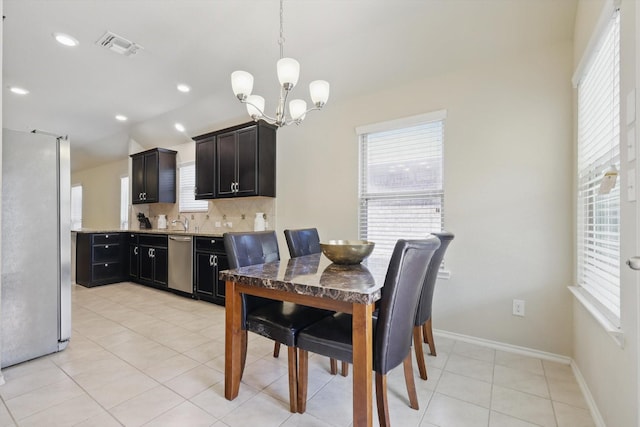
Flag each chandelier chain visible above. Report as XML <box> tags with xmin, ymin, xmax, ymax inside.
<box><xmin>279</xmin><ymin>0</ymin><xmax>285</xmax><ymax>59</ymax></box>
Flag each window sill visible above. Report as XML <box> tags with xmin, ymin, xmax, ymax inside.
<box><xmin>568</xmin><ymin>286</ymin><xmax>624</xmax><ymax>348</ymax></box>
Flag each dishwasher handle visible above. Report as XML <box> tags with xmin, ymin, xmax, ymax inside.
<box><xmin>169</xmin><ymin>235</ymin><xmax>192</xmax><ymax>242</ymax></box>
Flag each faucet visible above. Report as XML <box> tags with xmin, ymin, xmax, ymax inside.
<box><xmin>171</xmin><ymin>217</ymin><xmax>189</xmax><ymax>231</ymax></box>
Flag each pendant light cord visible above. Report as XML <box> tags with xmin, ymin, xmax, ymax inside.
<box><xmin>279</xmin><ymin>0</ymin><xmax>285</xmax><ymax>59</ymax></box>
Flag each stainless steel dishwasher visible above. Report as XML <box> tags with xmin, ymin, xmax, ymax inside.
<box><xmin>168</xmin><ymin>235</ymin><xmax>193</xmax><ymax>294</ymax></box>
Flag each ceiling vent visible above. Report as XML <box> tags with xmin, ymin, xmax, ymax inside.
<box><xmin>96</xmin><ymin>31</ymin><xmax>142</xmax><ymax>56</ymax></box>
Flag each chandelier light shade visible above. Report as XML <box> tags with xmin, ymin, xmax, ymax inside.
<box><xmin>230</xmin><ymin>0</ymin><xmax>329</xmax><ymax>127</ymax></box>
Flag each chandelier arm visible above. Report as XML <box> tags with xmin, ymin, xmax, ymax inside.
<box><xmin>240</xmin><ymin>99</ymin><xmax>278</xmax><ymax>124</ymax></box>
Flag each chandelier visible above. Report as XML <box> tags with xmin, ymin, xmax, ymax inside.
<box><xmin>231</xmin><ymin>0</ymin><xmax>330</xmax><ymax>127</ymax></box>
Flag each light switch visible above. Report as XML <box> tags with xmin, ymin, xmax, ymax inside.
<box><xmin>628</xmin><ymin>168</ymin><xmax>636</xmax><ymax>202</ymax></box>
<box><xmin>628</xmin><ymin>126</ymin><xmax>636</xmax><ymax>162</ymax></box>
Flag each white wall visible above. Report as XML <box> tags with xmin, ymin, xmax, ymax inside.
<box><xmin>71</xmin><ymin>158</ymin><xmax>128</xmax><ymax>229</ymax></box>
<box><xmin>571</xmin><ymin>1</ymin><xmax>639</xmax><ymax>426</ymax></box>
<box><xmin>277</xmin><ymin>39</ymin><xmax>574</xmax><ymax>355</ymax></box>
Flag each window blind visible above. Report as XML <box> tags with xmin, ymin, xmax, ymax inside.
<box><xmin>576</xmin><ymin>10</ymin><xmax>620</xmax><ymax>322</ymax></box>
<box><xmin>71</xmin><ymin>185</ymin><xmax>82</xmax><ymax>230</ymax></box>
<box><xmin>179</xmin><ymin>163</ymin><xmax>208</xmax><ymax>212</ymax></box>
<box><xmin>358</xmin><ymin>115</ymin><xmax>445</xmax><ymax>261</ymax></box>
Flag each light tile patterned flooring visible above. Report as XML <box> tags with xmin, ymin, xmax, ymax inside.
<box><xmin>0</xmin><ymin>282</ymin><xmax>595</xmax><ymax>427</ymax></box>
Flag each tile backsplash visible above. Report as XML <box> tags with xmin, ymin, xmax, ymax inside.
<box><xmin>134</xmin><ymin>198</ymin><xmax>276</xmax><ymax>234</ymax></box>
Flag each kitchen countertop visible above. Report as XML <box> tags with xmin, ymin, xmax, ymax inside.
<box><xmin>72</xmin><ymin>228</ymin><xmax>224</xmax><ymax>238</ymax></box>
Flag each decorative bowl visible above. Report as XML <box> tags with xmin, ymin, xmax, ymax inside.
<box><xmin>320</xmin><ymin>240</ymin><xmax>375</xmax><ymax>265</ymax></box>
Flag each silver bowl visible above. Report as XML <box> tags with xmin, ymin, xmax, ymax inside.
<box><xmin>320</xmin><ymin>240</ymin><xmax>375</xmax><ymax>265</ymax></box>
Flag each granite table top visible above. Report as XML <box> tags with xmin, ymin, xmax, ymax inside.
<box><xmin>219</xmin><ymin>253</ymin><xmax>389</xmax><ymax>305</ymax></box>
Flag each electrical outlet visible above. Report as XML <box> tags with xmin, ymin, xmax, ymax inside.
<box><xmin>513</xmin><ymin>299</ymin><xmax>525</xmax><ymax>317</ymax></box>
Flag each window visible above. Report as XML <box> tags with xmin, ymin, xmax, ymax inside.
<box><xmin>120</xmin><ymin>176</ymin><xmax>129</xmax><ymax>229</ymax></box>
<box><xmin>357</xmin><ymin>111</ymin><xmax>445</xmax><ymax>261</ymax></box>
<box><xmin>71</xmin><ymin>184</ymin><xmax>82</xmax><ymax>230</ymax></box>
<box><xmin>179</xmin><ymin>162</ymin><xmax>208</xmax><ymax>212</ymax></box>
<box><xmin>576</xmin><ymin>10</ymin><xmax>620</xmax><ymax>323</ymax></box>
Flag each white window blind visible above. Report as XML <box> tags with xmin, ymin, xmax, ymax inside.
<box><xmin>120</xmin><ymin>176</ymin><xmax>129</xmax><ymax>229</ymax></box>
<box><xmin>71</xmin><ymin>184</ymin><xmax>82</xmax><ymax>230</ymax></box>
<box><xmin>358</xmin><ymin>112</ymin><xmax>445</xmax><ymax>261</ymax></box>
<box><xmin>576</xmin><ymin>10</ymin><xmax>620</xmax><ymax>323</ymax></box>
<box><xmin>179</xmin><ymin>163</ymin><xmax>208</xmax><ymax>212</ymax></box>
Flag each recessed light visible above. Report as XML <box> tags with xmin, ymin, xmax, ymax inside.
<box><xmin>9</xmin><ymin>86</ymin><xmax>29</xmax><ymax>95</ymax></box>
<box><xmin>53</xmin><ymin>32</ymin><xmax>79</xmax><ymax>47</ymax></box>
<box><xmin>174</xmin><ymin>123</ymin><xmax>186</xmax><ymax>133</ymax></box>
<box><xmin>176</xmin><ymin>84</ymin><xmax>191</xmax><ymax>93</ymax></box>
<box><xmin>115</xmin><ymin>114</ymin><xmax>128</xmax><ymax>122</ymax></box>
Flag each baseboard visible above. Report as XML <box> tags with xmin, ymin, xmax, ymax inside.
<box><xmin>570</xmin><ymin>360</ymin><xmax>606</xmax><ymax>427</ymax></box>
<box><xmin>433</xmin><ymin>329</ymin><xmax>605</xmax><ymax>427</ymax></box>
<box><xmin>434</xmin><ymin>329</ymin><xmax>571</xmax><ymax>364</ymax></box>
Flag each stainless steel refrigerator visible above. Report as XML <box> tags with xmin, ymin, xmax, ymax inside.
<box><xmin>1</xmin><ymin>128</ymin><xmax>71</xmax><ymax>368</ymax></box>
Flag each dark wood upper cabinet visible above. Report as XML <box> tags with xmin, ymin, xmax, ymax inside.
<box><xmin>130</xmin><ymin>148</ymin><xmax>177</xmax><ymax>204</ymax></box>
<box><xmin>194</xmin><ymin>136</ymin><xmax>216</xmax><ymax>199</ymax></box>
<box><xmin>194</xmin><ymin>120</ymin><xmax>276</xmax><ymax>199</ymax></box>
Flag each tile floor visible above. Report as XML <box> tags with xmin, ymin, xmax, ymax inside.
<box><xmin>0</xmin><ymin>282</ymin><xmax>596</xmax><ymax>427</ymax></box>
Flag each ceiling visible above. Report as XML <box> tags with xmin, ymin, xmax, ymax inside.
<box><xmin>2</xmin><ymin>0</ymin><xmax>577</xmax><ymax>172</ymax></box>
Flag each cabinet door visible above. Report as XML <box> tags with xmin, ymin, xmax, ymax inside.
<box><xmin>195</xmin><ymin>252</ymin><xmax>215</xmax><ymax>295</ymax></box>
<box><xmin>195</xmin><ymin>138</ymin><xmax>215</xmax><ymax>199</ymax></box>
<box><xmin>214</xmin><ymin>253</ymin><xmax>229</xmax><ymax>299</ymax></box>
<box><xmin>131</xmin><ymin>155</ymin><xmax>145</xmax><ymax>204</ymax></box>
<box><xmin>216</xmin><ymin>131</ymin><xmax>237</xmax><ymax>197</ymax></box>
<box><xmin>139</xmin><ymin>246</ymin><xmax>154</xmax><ymax>283</ymax></box>
<box><xmin>236</xmin><ymin>126</ymin><xmax>258</xmax><ymax>196</ymax></box>
<box><xmin>143</xmin><ymin>151</ymin><xmax>159</xmax><ymax>203</ymax></box>
<box><xmin>153</xmin><ymin>247</ymin><xmax>168</xmax><ymax>286</ymax></box>
<box><xmin>129</xmin><ymin>244</ymin><xmax>139</xmax><ymax>279</ymax></box>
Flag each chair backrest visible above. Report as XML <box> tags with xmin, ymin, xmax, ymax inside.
<box><xmin>223</xmin><ymin>231</ymin><xmax>281</xmax><ymax>323</ymax></box>
<box><xmin>223</xmin><ymin>231</ymin><xmax>280</xmax><ymax>269</ymax></box>
<box><xmin>284</xmin><ymin>228</ymin><xmax>321</xmax><ymax>258</ymax></box>
<box><xmin>414</xmin><ymin>232</ymin><xmax>455</xmax><ymax>326</ymax></box>
<box><xmin>374</xmin><ymin>236</ymin><xmax>440</xmax><ymax>375</ymax></box>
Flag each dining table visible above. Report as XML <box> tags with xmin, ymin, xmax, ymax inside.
<box><xmin>220</xmin><ymin>253</ymin><xmax>387</xmax><ymax>427</ymax></box>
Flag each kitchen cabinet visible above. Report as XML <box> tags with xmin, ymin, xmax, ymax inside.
<box><xmin>193</xmin><ymin>236</ymin><xmax>228</xmax><ymax>305</ymax></box>
<box><xmin>194</xmin><ymin>135</ymin><xmax>215</xmax><ymax>199</ymax></box>
<box><xmin>130</xmin><ymin>148</ymin><xmax>177</xmax><ymax>204</ymax></box>
<box><xmin>76</xmin><ymin>233</ymin><xmax>126</xmax><ymax>287</ymax></box>
<box><xmin>128</xmin><ymin>233</ymin><xmax>139</xmax><ymax>280</ymax></box>
<box><xmin>193</xmin><ymin>120</ymin><xmax>276</xmax><ymax>199</ymax></box>
<box><xmin>138</xmin><ymin>234</ymin><xmax>168</xmax><ymax>288</ymax></box>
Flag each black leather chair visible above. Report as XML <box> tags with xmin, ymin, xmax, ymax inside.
<box><xmin>284</xmin><ymin>228</ymin><xmax>348</xmax><ymax>377</ymax></box>
<box><xmin>223</xmin><ymin>231</ymin><xmax>332</xmax><ymax>413</ymax></box>
<box><xmin>284</xmin><ymin>228</ymin><xmax>321</xmax><ymax>257</ymax></box>
<box><xmin>296</xmin><ymin>237</ymin><xmax>440</xmax><ymax>426</ymax></box>
<box><xmin>413</xmin><ymin>231</ymin><xmax>454</xmax><ymax>380</ymax></box>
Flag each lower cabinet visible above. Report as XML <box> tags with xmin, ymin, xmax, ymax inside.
<box><xmin>194</xmin><ymin>236</ymin><xmax>228</xmax><ymax>305</ymax></box>
<box><xmin>137</xmin><ymin>234</ymin><xmax>168</xmax><ymax>288</ymax></box>
<box><xmin>76</xmin><ymin>233</ymin><xmax>126</xmax><ymax>287</ymax></box>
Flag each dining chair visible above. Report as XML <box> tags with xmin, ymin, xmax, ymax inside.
<box><xmin>412</xmin><ymin>231</ymin><xmax>454</xmax><ymax>380</ymax></box>
<box><xmin>296</xmin><ymin>237</ymin><xmax>440</xmax><ymax>426</ymax></box>
<box><xmin>283</xmin><ymin>228</ymin><xmax>348</xmax><ymax>377</ymax></box>
<box><xmin>223</xmin><ymin>230</ymin><xmax>332</xmax><ymax>413</ymax></box>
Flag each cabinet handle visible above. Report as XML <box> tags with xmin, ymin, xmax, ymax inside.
<box><xmin>209</xmin><ymin>254</ymin><xmax>215</xmax><ymax>267</ymax></box>
<box><xmin>148</xmin><ymin>248</ymin><xmax>153</xmax><ymax>258</ymax></box>
<box><xmin>105</xmin><ymin>245</ymin><xmax>109</xmax><ymax>249</ymax></box>
<box><xmin>134</xmin><ymin>246</ymin><xmax>138</xmax><ymax>255</ymax></box>
<box><xmin>104</xmin><ymin>263</ymin><xmax>108</xmax><ymax>267</ymax></box>
<box><xmin>139</xmin><ymin>192</ymin><xmax>143</xmax><ymax>200</ymax></box>
<box><xmin>213</xmin><ymin>255</ymin><xmax>218</xmax><ymax>267</ymax></box>
<box><xmin>211</xmin><ymin>239</ymin><xmax>215</xmax><ymax>244</ymax></box>
<box><xmin>105</xmin><ymin>235</ymin><xmax>109</xmax><ymax>239</ymax></box>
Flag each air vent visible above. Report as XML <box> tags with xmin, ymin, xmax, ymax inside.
<box><xmin>96</xmin><ymin>31</ymin><xmax>142</xmax><ymax>56</ymax></box>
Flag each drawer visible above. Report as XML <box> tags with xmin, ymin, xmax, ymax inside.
<box><xmin>92</xmin><ymin>262</ymin><xmax>121</xmax><ymax>281</ymax></box>
<box><xmin>195</xmin><ymin>236</ymin><xmax>225</xmax><ymax>253</ymax></box>
<box><xmin>92</xmin><ymin>233</ymin><xmax>121</xmax><ymax>245</ymax></box>
<box><xmin>139</xmin><ymin>234</ymin><xmax>167</xmax><ymax>248</ymax></box>
<box><xmin>93</xmin><ymin>243</ymin><xmax>121</xmax><ymax>262</ymax></box>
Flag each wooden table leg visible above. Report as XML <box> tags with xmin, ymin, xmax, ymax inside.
<box><xmin>225</xmin><ymin>280</ymin><xmax>243</xmax><ymax>400</ymax></box>
<box><xmin>352</xmin><ymin>302</ymin><xmax>374</xmax><ymax>427</ymax></box>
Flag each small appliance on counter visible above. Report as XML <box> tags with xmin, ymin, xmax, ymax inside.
<box><xmin>137</xmin><ymin>212</ymin><xmax>152</xmax><ymax>229</ymax></box>
<box><xmin>157</xmin><ymin>214</ymin><xmax>167</xmax><ymax>229</ymax></box>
